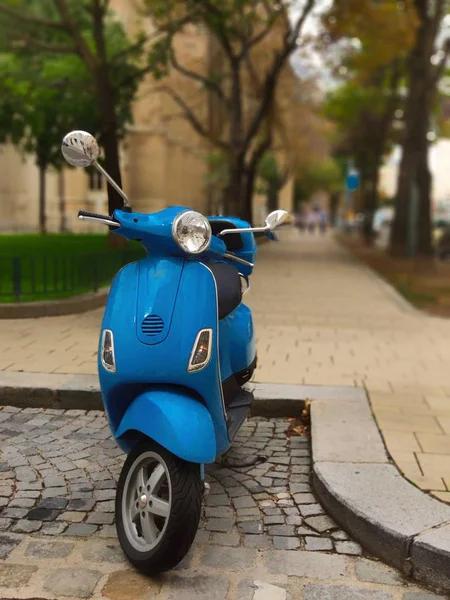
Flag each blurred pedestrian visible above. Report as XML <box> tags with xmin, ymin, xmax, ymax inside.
<box><xmin>306</xmin><ymin>210</ymin><xmax>319</xmax><ymax>234</ymax></box>
<box><xmin>294</xmin><ymin>209</ymin><xmax>305</xmax><ymax>233</ymax></box>
<box><xmin>319</xmin><ymin>209</ymin><xmax>328</xmax><ymax>234</ymax></box>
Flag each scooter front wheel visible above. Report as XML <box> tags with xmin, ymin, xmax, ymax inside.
<box><xmin>115</xmin><ymin>439</ymin><xmax>202</xmax><ymax>575</ymax></box>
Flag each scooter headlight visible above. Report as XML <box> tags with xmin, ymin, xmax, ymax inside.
<box><xmin>172</xmin><ymin>211</ymin><xmax>211</xmax><ymax>254</ymax></box>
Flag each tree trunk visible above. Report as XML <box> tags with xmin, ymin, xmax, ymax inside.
<box><xmin>58</xmin><ymin>170</ymin><xmax>67</xmax><ymax>233</ymax></box>
<box><xmin>362</xmin><ymin>156</ymin><xmax>381</xmax><ymax>245</ymax></box>
<box><xmin>417</xmin><ymin>149</ymin><xmax>433</xmax><ymax>255</ymax></box>
<box><xmin>93</xmin><ymin>62</ymin><xmax>124</xmax><ymax>216</ymax></box>
<box><xmin>242</xmin><ymin>167</ymin><xmax>255</xmax><ymax>225</ymax></box>
<box><xmin>38</xmin><ymin>164</ymin><xmax>47</xmax><ymax>235</ymax></box>
<box><xmin>390</xmin><ymin>0</ymin><xmax>437</xmax><ymax>257</ymax></box>
<box><xmin>329</xmin><ymin>192</ymin><xmax>340</xmax><ymax>227</ymax></box>
<box><xmin>223</xmin><ymin>158</ymin><xmax>246</xmax><ymax>218</ymax></box>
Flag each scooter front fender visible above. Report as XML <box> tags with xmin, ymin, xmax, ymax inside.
<box><xmin>115</xmin><ymin>387</ymin><xmax>216</xmax><ymax>464</ymax></box>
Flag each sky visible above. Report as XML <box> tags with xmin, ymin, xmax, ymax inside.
<box><xmin>289</xmin><ymin>0</ymin><xmax>333</xmax><ymax>84</ymax></box>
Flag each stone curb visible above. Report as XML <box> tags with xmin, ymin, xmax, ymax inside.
<box><xmin>0</xmin><ymin>287</ymin><xmax>110</xmax><ymax>319</ymax></box>
<box><xmin>310</xmin><ymin>391</ymin><xmax>450</xmax><ymax>595</ymax></box>
<box><xmin>1</xmin><ymin>372</ymin><xmax>449</xmax><ymax>593</ymax></box>
<box><xmin>0</xmin><ymin>372</ymin><xmax>362</xmax><ymax>415</ymax></box>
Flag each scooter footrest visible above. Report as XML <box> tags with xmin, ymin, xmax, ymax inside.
<box><xmin>227</xmin><ymin>404</ymin><xmax>251</xmax><ymax>442</ymax></box>
<box><xmin>227</xmin><ymin>389</ymin><xmax>253</xmax><ymax>411</ymax></box>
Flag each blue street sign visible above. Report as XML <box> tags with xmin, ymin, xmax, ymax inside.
<box><xmin>346</xmin><ymin>171</ymin><xmax>359</xmax><ymax>191</ymax></box>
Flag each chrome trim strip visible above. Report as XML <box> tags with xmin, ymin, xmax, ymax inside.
<box><xmin>200</xmin><ymin>263</ymin><xmax>227</xmax><ymax>419</ymax></box>
<box><xmin>218</xmin><ymin>226</ymin><xmax>269</xmax><ymax>236</ymax></box>
<box><xmin>239</xmin><ymin>273</ymin><xmax>251</xmax><ymax>295</ymax></box>
<box><xmin>223</xmin><ymin>252</ymin><xmax>254</xmax><ymax>268</ymax></box>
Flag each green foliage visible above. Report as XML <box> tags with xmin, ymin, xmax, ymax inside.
<box><xmin>0</xmin><ymin>0</ymin><xmax>147</xmax><ymax>143</ymax></box>
<box><xmin>0</xmin><ymin>51</ymin><xmax>98</xmax><ymax>169</ymax></box>
<box><xmin>257</xmin><ymin>153</ymin><xmax>286</xmax><ymax>195</ymax></box>
<box><xmin>322</xmin><ymin>0</ymin><xmax>418</xmax><ymax>80</ymax></box>
<box><xmin>294</xmin><ymin>159</ymin><xmax>342</xmax><ymax>206</ymax></box>
<box><xmin>0</xmin><ymin>2</ymin><xmax>144</xmax><ymax>168</ymax></box>
<box><xmin>144</xmin><ymin>0</ymin><xmax>290</xmax><ymax>93</ymax></box>
<box><xmin>204</xmin><ymin>150</ymin><xmax>229</xmax><ymax>193</ymax></box>
<box><xmin>324</xmin><ymin>81</ymin><xmax>388</xmax><ymax>130</ymax></box>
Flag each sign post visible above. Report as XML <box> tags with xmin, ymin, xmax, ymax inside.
<box><xmin>344</xmin><ymin>162</ymin><xmax>359</xmax><ymax>232</ymax></box>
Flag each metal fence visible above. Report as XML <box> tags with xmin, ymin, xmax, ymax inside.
<box><xmin>0</xmin><ymin>248</ymin><xmax>145</xmax><ymax>303</ymax></box>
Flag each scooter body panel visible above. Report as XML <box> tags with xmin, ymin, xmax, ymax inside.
<box><xmin>218</xmin><ymin>304</ymin><xmax>256</xmax><ymax>382</ymax></box>
<box><xmin>99</xmin><ymin>256</ymin><xmax>232</xmax><ymax>459</ymax></box>
<box><xmin>115</xmin><ymin>387</ymin><xmax>216</xmax><ymax>463</ymax></box>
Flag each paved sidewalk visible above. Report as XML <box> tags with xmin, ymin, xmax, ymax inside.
<box><xmin>0</xmin><ymin>405</ymin><xmax>443</xmax><ymax>599</ymax></box>
<box><xmin>1</xmin><ymin>230</ymin><xmax>450</xmax><ymax>500</ymax></box>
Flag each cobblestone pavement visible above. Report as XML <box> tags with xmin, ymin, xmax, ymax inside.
<box><xmin>0</xmin><ymin>406</ymin><xmax>445</xmax><ymax>599</ymax></box>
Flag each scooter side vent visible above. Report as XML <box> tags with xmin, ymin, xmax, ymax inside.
<box><xmin>141</xmin><ymin>314</ymin><xmax>165</xmax><ymax>336</ymax></box>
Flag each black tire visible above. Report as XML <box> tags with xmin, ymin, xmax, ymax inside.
<box><xmin>115</xmin><ymin>439</ymin><xmax>202</xmax><ymax>575</ymax></box>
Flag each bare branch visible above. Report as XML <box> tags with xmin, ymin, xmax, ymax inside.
<box><xmin>201</xmin><ymin>0</ymin><xmax>236</xmax><ymax>60</ymax></box>
<box><xmin>169</xmin><ymin>47</ymin><xmax>229</xmax><ymax>105</ymax></box>
<box><xmin>0</xmin><ymin>5</ymin><xmax>67</xmax><ymax>30</ymax></box>
<box><xmin>249</xmin><ymin>134</ymin><xmax>272</xmax><ymax>170</ymax></box>
<box><xmin>244</xmin><ymin>52</ymin><xmax>262</xmax><ymax>93</ymax></box>
<box><xmin>113</xmin><ymin>64</ymin><xmax>154</xmax><ymax>91</ymax></box>
<box><xmin>110</xmin><ymin>34</ymin><xmax>150</xmax><ymax>63</ymax></box>
<box><xmin>10</xmin><ymin>35</ymin><xmax>75</xmax><ymax>53</ymax></box>
<box><xmin>152</xmin><ymin>85</ymin><xmax>228</xmax><ymax>150</ymax></box>
<box><xmin>54</xmin><ymin>0</ymin><xmax>97</xmax><ymax>71</ymax></box>
<box><xmin>241</xmin><ymin>0</ymin><xmax>315</xmax><ymax>155</ymax></box>
<box><xmin>286</xmin><ymin>0</ymin><xmax>315</xmax><ymax>50</ymax></box>
<box><xmin>239</xmin><ymin>13</ymin><xmax>280</xmax><ymax>58</ymax></box>
<box><xmin>241</xmin><ymin>51</ymin><xmax>284</xmax><ymax>155</ymax></box>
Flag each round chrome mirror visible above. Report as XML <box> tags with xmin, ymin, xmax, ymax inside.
<box><xmin>61</xmin><ymin>130</ymin><xmax>99</xmax><ymax>168</ymax></box>
<box><xmin>265</xmin><ymin>209</ymin><xmax>290</xmax><ymax>230</ymax></box>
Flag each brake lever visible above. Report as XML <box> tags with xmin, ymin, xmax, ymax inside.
<box><xmin>78</xmin><ymin>210</ymin><xmax>120</xmax><ymax>228</ymax></box>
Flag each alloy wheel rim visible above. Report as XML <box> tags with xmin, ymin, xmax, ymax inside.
<box><xmin>122</xmin><ymin>450</ymin><xmax>172</xmax><ymax>552</ymax></box>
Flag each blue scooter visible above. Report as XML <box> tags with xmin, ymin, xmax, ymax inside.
<box><xmin>61</xmin><ymin>130</ymin><xmax>289</xmax><ymax>575</ymax></box>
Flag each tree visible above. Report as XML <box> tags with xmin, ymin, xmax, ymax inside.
<box><xmin>0</xmin><ymin>0</ymin><xmax>148</xmax><ymax>216</ymax></box>
<box><xmin>257</xmin><ymin>152</ymin><xmax>289</xmax><ymax>212</ymax></box>
<box><xmin>391</xmin><ymin>0</ymin><xmax>450</xmax><ymax>257</ymax></box>
<box><xmin>321</xmin><ymin>0</ymin><xmax>418</xmax><ymax>243</ymax></box>
<box><xmin>143</xmin><ymin>0</ymin><xmax>315</xmax><ymax>222</ymax></box>
<box><xmin>0</xmin><ymin>52</ymin><xmax>100</xmax><ymax>233</ymax></box>
<box><xmin>324</xmin><ymin>65</ymin><xmax>403</xmax><ymax>243</ymax></box>
<box><xmin>294</xmin><ymin>158</ymin><xmax>341</xmax><ymax>211</ymax></box>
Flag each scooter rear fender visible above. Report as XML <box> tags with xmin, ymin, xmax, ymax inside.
<box><xmin>115</xmin><ymin>386</ymin><xmax>216</xmax><ymax>463</ymax></box>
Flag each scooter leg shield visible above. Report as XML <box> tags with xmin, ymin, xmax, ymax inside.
<box><xmin>115</xmin><ymin>388</ymin><xmax>216</xmax><ymax>464</ymax></box>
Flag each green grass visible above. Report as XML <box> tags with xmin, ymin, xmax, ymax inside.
<box><xmin>0</xmin><ymin>233</ymin><xmax>111</xmax><ymax>256</ymax></box>
<box><xmin>0</xmin><ymin>234</ymin><xmax>145</xmax><ymax>303</ymax></box>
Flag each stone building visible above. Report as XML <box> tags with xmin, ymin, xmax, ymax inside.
<box><xmin>0</xmin><ymin>0</ymin><xmax>293</xmax><ymax>234</ymax></box>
